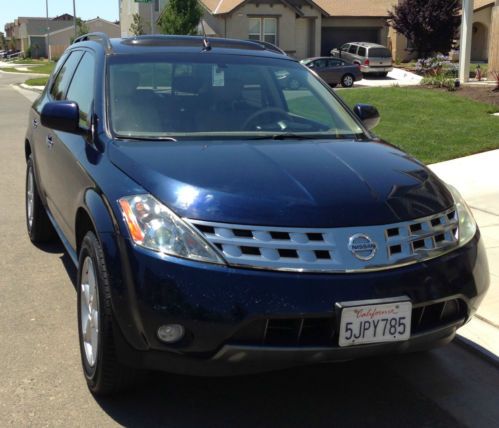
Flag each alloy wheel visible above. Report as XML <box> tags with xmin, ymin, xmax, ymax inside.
<box><xmin>80</xmin><ymin>256</ymin><xmax>100</xmax><ymax>368</ymax></box>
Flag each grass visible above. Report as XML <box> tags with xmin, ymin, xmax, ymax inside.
<box><xmin>337</xmin><ymin>87</ymin><xmax>499</xmax><ymax>164</ymax></box>
<box><xmin>6</xmin><ymin>62</ymin><xmax>55</xmax><ymax>75</ymax></box>
<box><xmin>24</xmin><ymin>77</ymin><xmax>49</xmax><ymax>87</ymax></box>
<box><xmin>12</xmin><ymin>58</ymin><xmax>49</xmax><ymax>65</ymax></box>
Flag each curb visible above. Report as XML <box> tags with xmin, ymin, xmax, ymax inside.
<box><xmin>19</xmin><ymin>83</ymin><xmax>44</xmax><ymax>93</ymax></box>
<box><xmin>454</xmin><ymin>335</ymin><xmax>499</xmax><ymax>368</ymax></box>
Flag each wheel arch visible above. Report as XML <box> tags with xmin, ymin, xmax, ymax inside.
<box><xmin>76</xmin><ymin>190</ymin><xmax>117</xmax><ymax>256</ymax></box>
<box><xmin>25</xmin><ymin>139</ymin><xmax>32</xmax><ymax>161</ymax></box>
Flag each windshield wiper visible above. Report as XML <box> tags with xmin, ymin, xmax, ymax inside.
<box><xmin>117</xmin><ymin>135</ymin><xmax>178</xmax><ymax>142</ymax></box>
<box><xmin>248</xmin><ymin>133</ymin><xmax>318</xmax><ymax>140</ymax></box>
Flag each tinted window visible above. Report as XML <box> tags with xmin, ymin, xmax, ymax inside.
<box><xmin>357</xmin><ymin>47</ymin><xmax>366</xmax><ymax>57</ymax></box>
<box><xmin>348</xmin><ymin>45</ymin><xmax>358</xmax><ymax>54</ymax></box>
<box><xmin>327</xmin><ymin>59</ymin><xmax>341</xmax><ymax>67</ymax></box>
<box><xmin>314</xmin><ymin>59</ymin><xmax>327</xmax><ymax>68</ymax></box>
<box><xmin>368</xmin><ymin>48</ymin><xmax>392</xmax><ymax>58</ymax></box>
<box><xmin>50</xmin><ymin>51</ymin><xmax>84</xmax><ymax>100</ymax></box>
<box><xmin>66</xmin><ymin>53</ymin><xmax>95</xmax><ymax>129</ymax></box>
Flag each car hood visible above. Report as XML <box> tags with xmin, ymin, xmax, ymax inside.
<box><xmin>109</xmin><ymin>139</ymin><xmax>453</xmax><ymax>227</ymax></box>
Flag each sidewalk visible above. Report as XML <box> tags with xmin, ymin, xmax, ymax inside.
<box><xmin>429</xmin><ymin>149</ymin><xmax>499</xmax><ymax>358</ymax></box>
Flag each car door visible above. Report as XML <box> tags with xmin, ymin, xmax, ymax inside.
<box><xmin>32</xmin><ymin>50</ymin><xmax>84</xmax><ymax>215</ymax></box>
<box><xmin>326</xmin><ymin>59</ymin><xmax>344</xmax><ymax>84</ymax></box>
<box><xmin>338</xmin><ymin>43</ymin><xmax>350</xmax><ymax>60</ymax></box>
<box><xmin>43</xmin><ymin>51</ymin><xmax>96</xmax><ymax>245</ymax></box>
<box><xmin>346</xmin><ymin>44</ymin><xmax>358</xmax><ymax>63</ymax></box>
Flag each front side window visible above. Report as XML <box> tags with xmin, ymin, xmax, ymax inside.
<box><xmin>108</xmin><ymin>54</ymin><xmax>365</xmax><ymax>140</ymax></box>
<box><xmin>248</xmin><ymin>17</ymin><xmax>277</xmax><ymax>45</ymax></box>
<box><xmin>50</xmin><ymin>50</ymin><xmax>84</xmax><ymax>100</ymax></box>
<box><xmin>66</xmin><ymin>53</ymin><xmax>95</xmax><ymax>129</ymax></box>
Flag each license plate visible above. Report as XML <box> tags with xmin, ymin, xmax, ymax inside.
<box><xmin>338</xmin><ymin>300</ymin><xmax>412</xmax><ymax>347</ymax></box>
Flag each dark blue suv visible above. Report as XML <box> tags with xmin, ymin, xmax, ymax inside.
<box><xmin>25</xmin><ymin>34</ymin><xmax>489</xmax><ymax>395</ymax></box>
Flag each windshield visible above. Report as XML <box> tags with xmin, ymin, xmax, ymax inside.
<box><xmin>108</xmin><ymin>54</ymin><xmax>364</xmax><ymax>139</ymax></box>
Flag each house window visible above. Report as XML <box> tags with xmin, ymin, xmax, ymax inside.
<box><xmin>248</xmin><ymin>17</ymin><xmax>277</xmax><ymax>45</ymax></box>
<box><xmin>154</xmin><ymin>0</ymin><xmax>160</xmax><ymax>12</ymax></box>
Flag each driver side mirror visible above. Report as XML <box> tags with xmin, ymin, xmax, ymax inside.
<box><xmin>41</xmin><ymin>101</ymin><xmax>80</xmax><ymax>133</ymax></box>
<box><xmin>353</xmin><ymin>104</ymin><xmax>380</xmax><ymax>130</ymax></box>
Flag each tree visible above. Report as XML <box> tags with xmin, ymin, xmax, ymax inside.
<box><xmin>388</xmin><ymin>0</ymin><xmax>461</xmax><ymax>57</ymax></box>
<box><xmin>130</xmin><ymin>13</ymin><xmax>146</xmax><ymax>36</ymax></box>
<box><xmin>70</xmin><ymin>18</ymin><xmax>90</xmax><ymax>43</ymax></box>
<box><xmin>159</xmin><ymin>0</ymin><xmax>202</xmax><ymax>35</ymax></box>
<box><xmin>0</xmin><ymin>31</ymin><xmax>6</xmax><ymax>50</ymax></box>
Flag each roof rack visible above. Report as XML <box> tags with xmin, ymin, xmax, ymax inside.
<box><xmin>248</xmin><ymin>40</ymin><xmax>287</xmax><ymax>56</ymax></box>
<box><xmin>73</xmin><ymin>32</ymin><xmax>112</xmax><ymax>51</ymax></box>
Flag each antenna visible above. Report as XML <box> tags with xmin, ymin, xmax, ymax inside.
<box><xmin>200</xmin><ymin>20</ymin><xmax>211</xmax><ymax>51</ymax></box>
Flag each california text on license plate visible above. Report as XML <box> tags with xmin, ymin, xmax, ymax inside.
<box><xmin>338</xmin><ymin>300</ymin><xmax>412</xmax><ymax>347</ymax></box>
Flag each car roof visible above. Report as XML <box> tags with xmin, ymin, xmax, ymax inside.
<box><xmin>346</xmin><ymin>42</ymin><xmax>388</xmax><ymax>49</ymax></box>
<box><xmin>72</xmin><ymin>33</ymin><xmax>292</xmax><ymax>60</ymax></box>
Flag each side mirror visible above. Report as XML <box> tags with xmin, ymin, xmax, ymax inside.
<box><xmin>353</xmin><ymin>104</ymin><xmax>380</xmax><ymax>130</ymax></box>
<box><xmin>41</xmin><ymin>101</ymin><xmax>80</xmax><ymax>133</ymax></box>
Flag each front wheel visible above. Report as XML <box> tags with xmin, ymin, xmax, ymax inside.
<box><xmin>341</xmin><ymin>74</ymin><xmax>354</xmax><ymax>88</ymax></box>
<box><xmin>77</xmin><ymin>231</ymin><xmax>137</xmax><ymax>395</ymax></box>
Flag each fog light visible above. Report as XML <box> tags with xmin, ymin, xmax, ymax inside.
<box><xmin>157</xmin><ymin>324</ymin><xmax>185</xmax><ymax>343</ymax></box>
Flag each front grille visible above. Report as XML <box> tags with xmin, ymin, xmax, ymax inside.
<box><xmin>187</xmin><ymin>207</ymin><xmax>459</xmax><ymax>272</ymax></box>
<box><xmin>229</xmin><ymin>299</ymin><xmax>466</xmax><ymax>347</ymax></box>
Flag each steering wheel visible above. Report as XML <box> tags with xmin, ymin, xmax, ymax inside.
<box><xmin>242</xmin><ymin>107</ymin><xmax>290</xmax><ymax>130</ymax></box>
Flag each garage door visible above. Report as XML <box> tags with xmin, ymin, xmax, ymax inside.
<box><xmin>321</xmin><ymin>27</ymin><xmax>380</xmax><ymax>55</ymax></box>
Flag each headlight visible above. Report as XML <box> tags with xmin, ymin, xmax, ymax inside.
<box><xmin>447</xmin><ymin>185</ymin><xmax>477</xmax><ymax>246</ymax></box>
<box><xmin>118</xmin><ymin>194</ymin><xmax>225</xmax><ymax>264</ymax></box>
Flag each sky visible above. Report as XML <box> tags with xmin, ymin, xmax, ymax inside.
<box><xmin>1</xmin><ymin>0</ymin><xmax>120</xmax><ymax>33</ymax></box>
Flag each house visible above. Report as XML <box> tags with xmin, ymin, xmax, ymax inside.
<box><xmin>119</xmin><ymin>0</ymin><xmax>499</xmax><ymax>67</ymax></box>
<box><xmin>3</xmin><ymin>16</ymin><xmax>120</xmax><ymax>59</ymax></box>
<box><xmin>5</xmin><ymin>15</ymin><xmax>76</xmax><ymax>55</ymax></box>
<box><xmin>120</xmin><ymin>0</ymin><xmax>169</xmax><ymax>37</ymax></box>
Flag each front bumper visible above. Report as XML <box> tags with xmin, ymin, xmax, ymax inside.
<box><xmin>105</xmin><ymin>232</ymin><xmax>489</xmax><ymax>374</ymax></box>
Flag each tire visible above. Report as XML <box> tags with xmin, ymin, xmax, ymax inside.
<box><xmin>329</xmin><ymin>83</ymin><xmax>338</xmax><ymax>88</ymax></box>
<box><xmin>25</xmin><ymin>154</ymin><xmax>55</xmax><ymax>243</ymax></box>
<box><xmin>341</xmin><ymin>74</ymin><xmax>354</xmax><ymax>88</ymax></box>
<box><xmin>379</xmin><ymin>72</ymin><xmax>388</xmax><ymax>78</ymax></box>
<box><xmin>77</xmin><ymin>231</ymin><xmax>137</xmax><ymax>396</ymax></box>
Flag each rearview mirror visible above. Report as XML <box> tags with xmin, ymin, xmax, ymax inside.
<box><xmin>353</xmin><ymin>104</ymin><xmax>380</xmax><ymax>130</ymax></box>
<box><xmin>41</xmin><ymin>101</ymin><xmax>80</xmax><ymax>133</ymax></box>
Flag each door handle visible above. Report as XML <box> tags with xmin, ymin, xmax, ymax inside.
<box><xmin>46</xmin><ymin>135</ymin><xmax>54</xmax><ymax>148</ymax></box>
<box><xmin>33</xmin><ymin>119</ymin><xmax>39</xmax><ymax>128</ymax></box>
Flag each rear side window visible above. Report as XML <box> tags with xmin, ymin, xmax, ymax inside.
<box><xmin>368</xmin><ymin>48</ymin><xmax>392</xmax><ymax>58</ymax></box>
<box><xmin>50</xmin><ymin>51</ymin><xmax>84</xmax><ymax>100</ymax></box>
<box><xmin>357</xmin><ymin>47</ymin><xmax>366</xmax><ymax>57</ymax></box>
<box><xmin>65</xmin><ymin>53</ymin><xmax>95</xmax><ymax>129</ymax></box>
<box><xmin>348</xmin><ymin>45</ymin><xmax>358</xmax><ymax>54</ymax></box>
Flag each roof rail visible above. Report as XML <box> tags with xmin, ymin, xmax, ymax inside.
<box><xmin>248</xmin><ymin>40</ymin><xmax>287</xmax><ymax>56</ymax></box>
<box><xmin>73</xmin><ymin>32</ymin><xmax>112</xmax><ymax>51</ymax></box>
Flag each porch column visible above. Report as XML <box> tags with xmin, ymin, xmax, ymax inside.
<box><xmin>489</xmin><ymin>1</ymin><xmax>499</xmax><ymax>74</ymax></box>
<box><xmin>458</xmin><ymin>0</ymin><xmax>474</xmax><ymax>83</ymax></box>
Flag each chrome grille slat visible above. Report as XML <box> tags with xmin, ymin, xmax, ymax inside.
<box><xmin>187</xmin><ymin>207</ymin><xmax>459</xmax><ymax>273</ymax></box>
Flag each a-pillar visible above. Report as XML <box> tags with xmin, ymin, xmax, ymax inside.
<box><xmin>459</xmin><ymin>0</ymin><xmax>474</xmax><ymax>83</ymax></box>
<box><xmin>489</xmin><ymin>1</ymin><xmax>499</xmax><ymax>74</ymax></box>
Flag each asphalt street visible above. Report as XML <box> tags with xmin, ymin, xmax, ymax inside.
<box><xmin>0</xmin><ymin>70</ymin><xmax>498</xmax><ymax>427</ymax></box>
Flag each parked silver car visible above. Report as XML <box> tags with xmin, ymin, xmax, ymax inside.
<box><xmin>300</xmin><ymin>57</ymin><xmax>363</xmax><ymax>88</ymax></box>
<box><xmin>330</xmin><ymin>42</ymin><xmax>393</xmax><ymax>77</ymax></box>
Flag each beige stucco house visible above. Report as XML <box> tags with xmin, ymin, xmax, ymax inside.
<box><xmin>118</xmin><ymin>0</ymin><xmax>499</xmax><ymax>68</ymax></box>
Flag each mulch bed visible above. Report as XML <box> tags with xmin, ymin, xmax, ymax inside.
<box><xmin>455</xmin><ymin>85</ymin><xmax>499</xmax><ymax>106</ymax></box>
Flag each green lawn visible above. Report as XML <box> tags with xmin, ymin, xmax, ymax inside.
<box><xmin>8</xmin><ymin>62</ymin><xmax>55</xmax><ymax>75</ymax></box>
<box><xmin>24</xmin><ymin>77</ymin><xmax>49</xmax><ymax>87</ymax></box>
<box><xmin>338</xmin><ymin>87</ymin><xmax>499</xmax><ymax>164</ymax></box>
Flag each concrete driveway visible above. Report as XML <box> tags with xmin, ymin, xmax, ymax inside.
<box><xmin>430</xmin><ymin>151</ymin><xmax>499</xmax><ymax>356</ymax></box>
